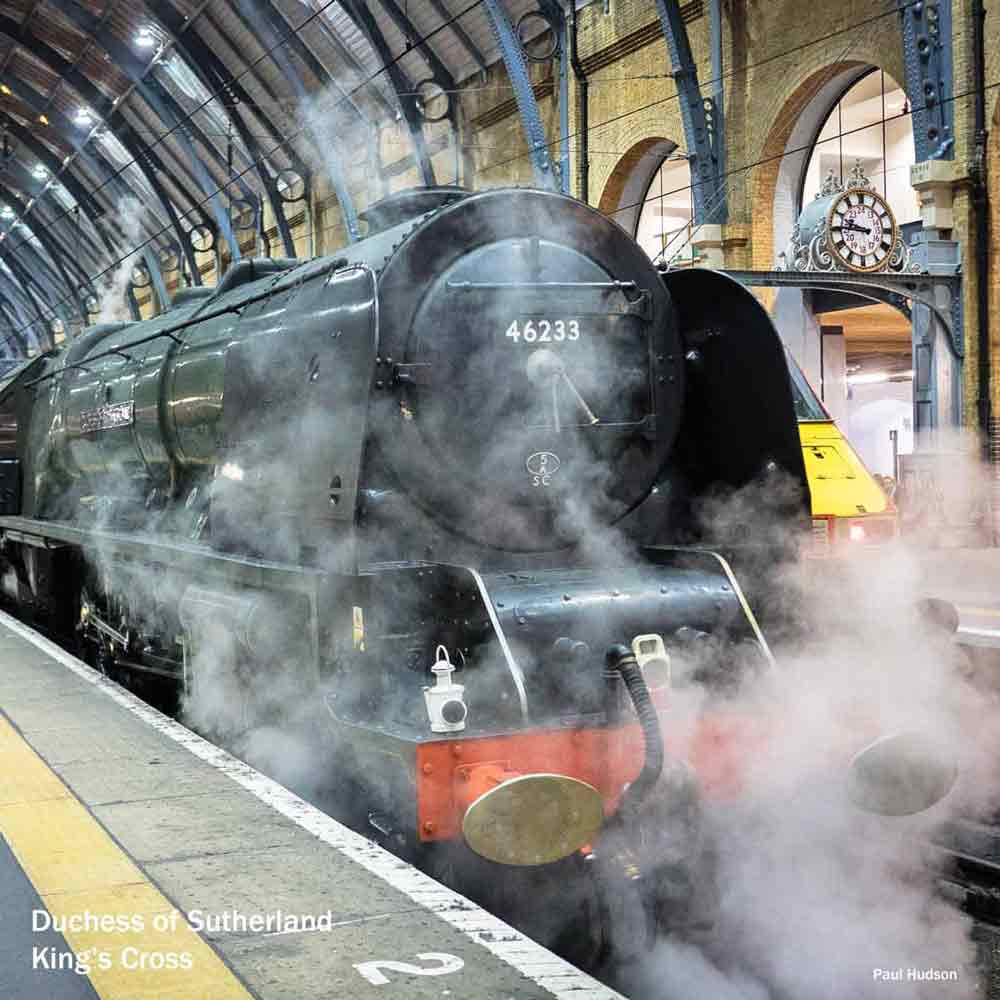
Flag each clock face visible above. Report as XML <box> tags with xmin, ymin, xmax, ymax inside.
<box><xmin>828</xmin><ymin>189</ymin><xmax>897</xmax><ymax>271</ymax></box>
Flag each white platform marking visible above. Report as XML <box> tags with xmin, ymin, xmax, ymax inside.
<box><xmin>0</xmin><ymin>610</ymin><xmax>623</xmax><ymax>999</ymax></box>
<box><xmin>354</xmin><ymin>953</ymin><xmax>464</xmax><ymax>986</ymax></box>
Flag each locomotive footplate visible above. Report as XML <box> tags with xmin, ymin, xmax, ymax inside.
<box><xmin>325</xmin><ymin>550</ymin><xmax>768</xmax><ymax>952</ymax></box>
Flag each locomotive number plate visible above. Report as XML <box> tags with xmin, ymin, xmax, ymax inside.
<box><xmin>503</xmin><ymin>318</ymin><xmax>581</xmax><ymax>344</ymax></box>
<box><xmin>80</xmin><ymin>401</ymin><xmax>134</xmax><ymax>434</ymax></box>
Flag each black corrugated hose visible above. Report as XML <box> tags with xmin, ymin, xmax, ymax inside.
<box><xmin>605</xmin><ymin>644</ymin><xmax>664</xmax><ymax>814</ymax></box>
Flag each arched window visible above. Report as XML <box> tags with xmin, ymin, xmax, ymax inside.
<box><xmin>801</xmin><ymin>71</ymin><xmax>917</xmax><ymax>224</ymax></box>
<box><xmin>633</xmin><ymin>155</ymin><xmax>694</xmax><ymax>263</ymax></box>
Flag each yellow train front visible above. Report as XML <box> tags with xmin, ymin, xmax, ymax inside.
<box><xmin>786</xmin><ymin>356</ymin><xmax>899</xmax><ymax>554</ymax></box>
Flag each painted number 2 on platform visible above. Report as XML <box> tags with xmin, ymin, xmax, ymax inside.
<box><xmin>505</xmin><ymin>319</ymin><xmax>580</xmax><ymax>343</ymax></box>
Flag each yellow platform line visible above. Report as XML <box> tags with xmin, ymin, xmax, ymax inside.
<box><xmin>957</xmin><ymin>606</ymin><xmax>1000</xmax><ymax>619</ymax></box>
<box><xmin>0</xmin><ymin>715</ymin><xmax>255</xmax><ymax>1000</ymax></box>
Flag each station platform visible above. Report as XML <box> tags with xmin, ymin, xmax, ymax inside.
<box><xmin>917</xmin><ymin>547</ymin><xmax>1000</xmax><ymax>648</ymax></box>
<box><xmin>0</xmin><ymin>610</ymin><xmax>621</xmax><ymax>1000</ymax></box>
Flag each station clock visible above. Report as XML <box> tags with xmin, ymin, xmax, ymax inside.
<box><xmin>778</xmin><ymin>162</ymin><xmax>915</xmax><ymax>276</ymax></box>
<box><xmin>826</xmin><ymin>187</ymin><xmax>898</xmax><ymax>273</ymax></box>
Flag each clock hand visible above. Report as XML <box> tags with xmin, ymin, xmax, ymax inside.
<box><xmin>841</xmin><ymin>222</ymin><xmax>872</xmax><ymax>235</ymax></box>
<box><xmin>527</xmin><ymin>348</ymin><xmax>600</xmax><ymax>425</ymax></box>
<box><xmin>561</xmin><ymin>372</ymin><xmax>600</xmax><ymax>425</ymax></box>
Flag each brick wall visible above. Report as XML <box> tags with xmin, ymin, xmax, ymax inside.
<box><xmin>129</xmin><ymin>0</ymin><xmax>1000</xmax><ymax>428</ymax></box>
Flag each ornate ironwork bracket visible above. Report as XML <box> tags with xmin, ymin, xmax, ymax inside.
<box><xmin>899</xmin><ymin>0</ymin><xmax>954</xmax><ymax>161</ymax></box>
<box><xmin>653</xmin><ymin>0</ymin><xmax>726</xmax><ymax>223</ymax></box>
<box><xmin>726</xmin><ymin>268</ymin><xmax>962</xmax><ymax>361</ymax></box>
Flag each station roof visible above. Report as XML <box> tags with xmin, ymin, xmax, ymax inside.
<box><xmin>0</xmin><ymin>0</ymin><xmax>553</xmax><ymax>356</ymax></box>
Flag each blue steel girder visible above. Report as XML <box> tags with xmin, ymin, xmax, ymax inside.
<box><xmin>143</xmin><ymin>2</ymin><xmax>305</xmax><ymax>256</ymax></box>
<box><xmin>125</xmin><ymin>282</ymin><xmax>141</xmax><ymax>322</ymax></box>
<box><xmin>374</xmin><ymin>0</ymin><xmax>459</xmax><ymax>108</ymax></box>
<box><xmin>899</xmin><ymin>0</ymin><xmax>954</xmax><ymax>160</ymax></box>
<box><xmin>339</xmin><ymin>0</ymin><xmax>436</xmax><ymax>186</ymax></box>
<box><xmin>205</xmin><ymin>0</ymin><xmax>355</xmax><ymax>247</ymax></box>
<box><xmin>142</xmin><ymin>245</ymin><xmax>169</xmax><ymax>308</ymax></box>
<box><xmin>43</xmin><ymin>0</ymin><xmax>254</xmax><ymax>240</ymax></box>
<box><xmin>0</xmin><ymin>292</ymin><xmax>31</xmax><ymax>355</ymax></box>
<box><xmin>653</xmin><ymin>0</ymin><xmax>726</xmax><ymax>223</ymax></box>
<box><xmin>0</xmin><ymin>85</ymin><xmax>174</xmax><ymax>293</ymax></box>
<box><xmin>0</xmin><ymin>111</ymin><xmax>177</xmax><ymax>260</ymax></box>
<box><xmin>3</xmin><ymin>252</ymin><xmax>57</xmax><ymax>348</ymax></box>
<box><xmin>9</xmin><ymin>241</ymin><xmax>79</xmax><ymax>323</ymax></box>
<box><xmin>532</xmin><ymin>1</ymin><xmax>568</xmax><ymax>193</ymax></box>
<box><xmin>0</xmin><ymin>159</ymin><xmax>108</xmax><ymax>273</ymax></box>
<box><xmin>1</xmin><ymin>230</ymin><xmax>86</xmax><ymax>324</ymax></box>
<box><xmin>480</xmin><ymin>0</ymin><xmax>557</xmax><ymax>191</ymax></box>
<box><xmin>0</xmin><ymin>21</ymin><xmax>210</xmax><ymax>275</ymax></box>
<box><xmin>374</xmin><ymin>0</ymin><xmax>465</xmax><ymax>178</ymax></box>
<box><xmin>0</xmin><ymin>183</ymin><xmax>95</xmax><ymax>315</ymax></box>
<box><xmin>241</xmin><ymin>0</ymin><xmax>384</xmax><ymax>123</ymax></box>
<box><xmin>1</xmin><ymin>121</ymin><xmax>113</xmax><ymax>246</ymax></box>
<box><xmin>2</xmin><ymin>160</ymin><xmax>117</xmax><ymax>275</ymax></box>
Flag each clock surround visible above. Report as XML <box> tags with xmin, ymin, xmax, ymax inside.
<box><xmin>777</xmin><ymin>161</ymin><xmax>918</xmax><ymax>275</ymax></box>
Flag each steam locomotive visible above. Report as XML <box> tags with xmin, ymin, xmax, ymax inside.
<box><xmin>0</xmin><ymin>187</ymin><xmax>815</xmax><ymax>964</ymax></box>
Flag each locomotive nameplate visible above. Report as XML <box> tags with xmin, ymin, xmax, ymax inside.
<box><xmin>80</xmin><ymin>401</ymin><xmax>134</xmax><ymax>434</ymax></box>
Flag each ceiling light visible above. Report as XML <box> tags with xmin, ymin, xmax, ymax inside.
<box><xmin>847</xmin><ymin>369</ymin><xmax>915</xmax><ymax>386</ymax></box>
<box><xmin>37</xmin><ymin>114</ymin><xmax>48</xmax><ymax>126</ymax></box>
<box><xmin>135</xmin><ymin>28</ymin><xmax>156</xmax><ymax>48</ymax></box>
<box><xmin>0</xmin><ymin>85</ymin><xmax>10</xmax><ymax>96</ymax></box>
<box><xmin>0</xmin><ymin>206</ymin><xmax>13</xmax><ymax>219</ymax></box>
<box><xmin>74</xmin><ymin>109</ymin><xmax>93</xmax><ymax>126</ymax></box>
<box><xmin>32</xmin><ymin>165</ymin><xmax>46</xmax><ymax>180</ymax></box>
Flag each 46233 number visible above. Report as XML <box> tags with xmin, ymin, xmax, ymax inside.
<box><xmin>505</xmin><ymin>319</ymin><xmax>580</xmax><ymax>344</ymax></box>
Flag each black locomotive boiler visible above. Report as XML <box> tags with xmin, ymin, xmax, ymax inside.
<box><xmin>0</xmin><ymin>186</ymin><xmax>811</xmax><ymax>961</ymax></box>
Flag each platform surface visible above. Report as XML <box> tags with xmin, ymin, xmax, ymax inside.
<box><xmin>0</xmin><ymin>610</ymin><xmax>621</xmax><ymax>1000</ymax></box>
<box><xmin>918</xmin><ymin>547</ymin><xmax>1000</xmax><ymax>648</ymax></box>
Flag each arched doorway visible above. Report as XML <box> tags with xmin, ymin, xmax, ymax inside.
<box><xmin>774</xmin><ymin>69</ymin><xmax>919</xmax><ymax>480</ymax></box>
<box><xmin>598</xmin><ymin>138</ymin><xmax>693</xmax><ymax>264</ymax></box>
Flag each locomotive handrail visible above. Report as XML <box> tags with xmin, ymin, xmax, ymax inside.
<box><xmin>645</xmin><ymin>545</ymin><xmax>776</xmax><ymax>669</ymax></box>
<box><xmin>447</xmin><ymin>280</ymin><xmax>638</xmax><ymax>290</ymax></box>
<box><xmin>466</xmin><ymin>565</ymin><xmax>529</xmax><ymax>721</ymax></box>
<box><xmin>23</xmin><ymin>257</ymin><xmax>351</xmax><ymax>389</ymax></box>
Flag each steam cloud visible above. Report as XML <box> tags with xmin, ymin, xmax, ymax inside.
<box><xmin>616</xmin><ymin>455</ymin><xmax>997</xmax><ymax>999</ymax></box>
<box><xmin>95</xmin><ymin>196</ymin><xmax>145</xmax><ymax>325</ymax></box>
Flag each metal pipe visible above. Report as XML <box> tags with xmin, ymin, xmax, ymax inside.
<box><xmin>568</xmin><ymin>2</ymin><xmax>589</xmax><ymax>203</ymax></box>
<box><xmin>973</xmin><ymin>0</ymin><xmax>992</xmax><ymax>442</ymax></box>
<box><xmin>605</xmin><ymin>644</ymin><xmax>664</xmax><ymax>812</ymax></box>
<box><xmin>559</xmin><ymin>21</ymin><xmax>571</xmax><ymax>195</ymax></box>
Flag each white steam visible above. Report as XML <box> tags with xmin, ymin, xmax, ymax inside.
<box><xmin>618</xmin><ymin>456</ymin><xmax>999</xmax><ymax>1000</ymax></box>
<box><xmin>96</xmin><ymin>196</ymin><xmax>144</xmax><ymax>325</ymax></box>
